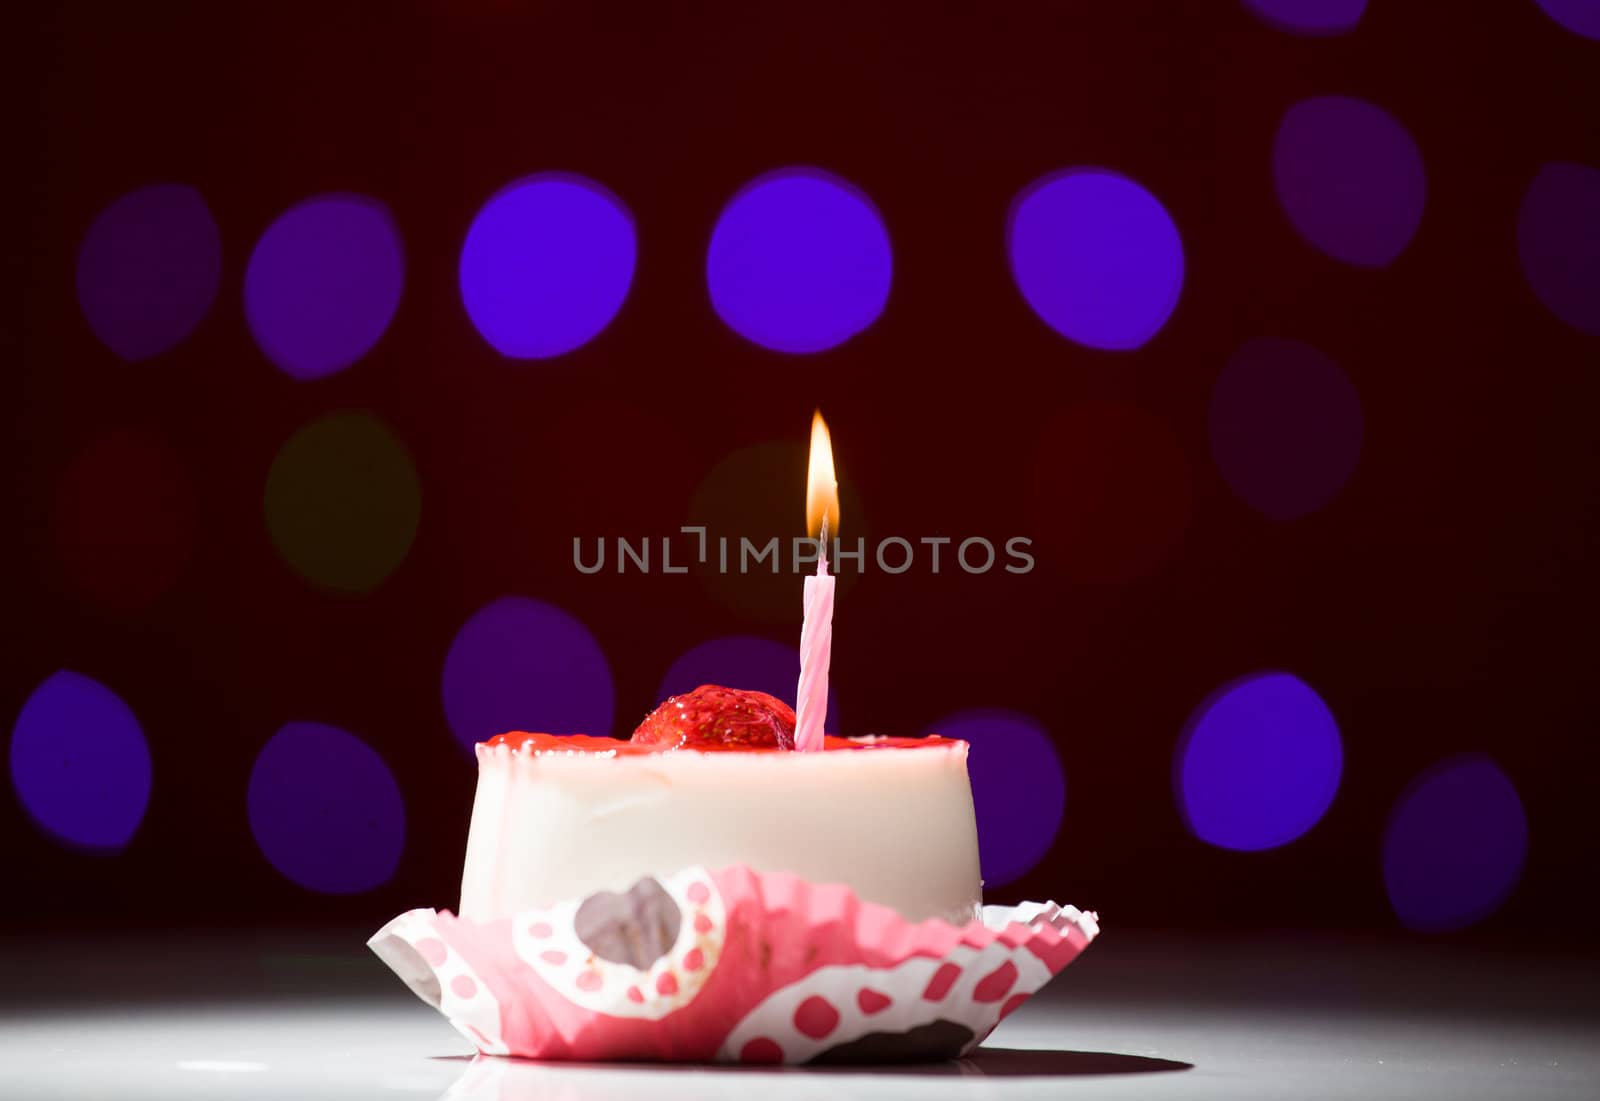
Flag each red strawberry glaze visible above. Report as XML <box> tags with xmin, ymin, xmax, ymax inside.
<box><xmin>481</xmin><ymin>683</ymin><xmax>962</xmax><ymax>756</ymax></box>
<box><xmin>479</xmin><ymin>731</ymin><xmax>959</xmax><ymax>756</ymax></box>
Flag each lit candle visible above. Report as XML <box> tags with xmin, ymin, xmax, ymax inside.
<box><xmin>795</xmin><ymin>410</ymin><xmax>839</xmax><ymax>753</ymax></box>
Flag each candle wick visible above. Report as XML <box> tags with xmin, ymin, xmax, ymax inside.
<box><xmin>818</xmin><ymin>514</ymin><xmax>830</xmax><ymax>572</ymax></box>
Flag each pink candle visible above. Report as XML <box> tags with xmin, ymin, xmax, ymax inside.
<box><xmin>795</xmin><ymin>412</ymin><xmax>839</xmax><ymax>753</ymax></box>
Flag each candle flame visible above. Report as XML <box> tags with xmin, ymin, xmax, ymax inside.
<box><xmin>805</xmin><ymin>410</ymin><xmax>840</xmax><ymax>541</ymax></box>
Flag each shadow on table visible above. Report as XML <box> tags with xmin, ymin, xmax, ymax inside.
<box><xmin>960</xmin><ymin>1047</ymin><xmax>1192</xmax><ymax>1075</ymax></box>
<box><xmin>437</xmin><ymin>1047</ymin><xmax>1191</xmax><ymax>1098</ymax></box>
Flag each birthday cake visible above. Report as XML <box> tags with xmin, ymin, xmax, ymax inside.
<box><xmin>370</xmin><ymin>684</ymin><xmax>1096</xmax><ymax>1062</ymax></box>
<box><xmin>460</xmin><ymin>685</ymin><xmax>983</xmax><ymax>926</ymax></box>
<box><xmin>372</xmin><ymin>413</ymin><xmax>1099</xmax><ymax>1062</ymax></box>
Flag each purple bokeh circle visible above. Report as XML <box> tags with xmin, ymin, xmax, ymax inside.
<box><xmin>1008</xmin><ymin>168</ymin><xmax>1184</xmax><ymax>351</ymax></box>
<box><xmin>1244</xmin><ymin>0</ymin><xmax>1367</xmax><ymax>35</ymax></box>
<box><xmin>1176</xmin><ymin>672</ymin><xmax>1342</xmax><ymax>851</ymax></box>
<box><xmin>923</xmin><ymin>709</ymin><xmax>1065</xmax><ymax>888</ymax></box>
<box><xmin>245</xmin><ymin>194</ymin><xmax>405</xmax><ymax>380</ymax></box>
<box><xmin>76</xmin><ymin>184</ymin><xmax>220</xmax><ymax>361</ymax></box>
<box><xmin>442</xmin><ymin>596</ymin><xmax>615</xmax><ymax>749</ymax></box>
<box><xmin>9</xmin><ymin>670</ymin><xmax>152</xmax><ymax>851</ymax></box>
<box><xmin>1209</xmin><ymin>338</ymin><xmax>1363</xmax><ymax>520</ymax></box>
<box><xmin>1274</xmin><ymin>96</ymin><xmax>1426</xmax><ymax>267</ymax></box>
<box><xmin>1383</xmin><ymin>754</ymin><xmax>1528</xmax><ymax>931</ymax></box>
<box><xmin>248</xmin><ymin>722</ymin><xmax>405</xmax><ymax>894</ymax></box>
<box><xmin>1517</xmin><ymin>162</ymin><xmax>1600</xmax><ymax>336</ymax></box>
<box><xmin>707</xmin><ymin>167</ymin><xmax>892</xmax><ymax>354</ymax></box>
<box><xmin>658</xmin><ymin>635</ymin><xmax>840</xmax><ymax>733</ymax></box>
<box><xmin>1533</xmin><ymin>0</ymin><xmax>1600</xmax><ymax>40</ymax></box>
<box><xmin>460</xmin><ymin>173</ymin><xmax>637</xmax><ymax>359</ymax></box>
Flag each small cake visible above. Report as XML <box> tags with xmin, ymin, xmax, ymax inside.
<box><xmin>460</xmin><ymin>686</ymin><xmax>982</xmax><ymax>925</ymax></box>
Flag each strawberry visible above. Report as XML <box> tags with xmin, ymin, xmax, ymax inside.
<box><xmin>630</xmin><ymin>685</ymin><xmax>797</xmax><ymax>750</ymax></box>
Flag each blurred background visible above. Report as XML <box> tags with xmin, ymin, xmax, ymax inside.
<box><xmin>7</xmin><ymin>0</ymin><xmax>1599</xmax><ymax>950</ymax></box>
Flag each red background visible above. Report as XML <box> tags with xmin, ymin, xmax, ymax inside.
<box><xmin>8</xmin><ymin>1</ymin><xmax>1598</xmax><ymax>936</ymax></box>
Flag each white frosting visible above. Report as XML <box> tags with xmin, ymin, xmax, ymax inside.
<box><xmin>459</xmin><ymin>739</ymin><xmax>983</xmax><ymax>925</ymax></box>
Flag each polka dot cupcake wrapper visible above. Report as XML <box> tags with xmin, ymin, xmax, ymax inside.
<box><xmin>370</xmin><ymin>909</ymin><xmax>509</xmax><ymax>1056</ymax></box>
<box><xmin>715</xmin><ymin>919</ymin><xmax>1062</xmax><ymax>1065</ymax></box>
<box><xmin>370</xmin><ymin>865</ymin><xmax>1097</xmax><ymax>1063</ymax></box>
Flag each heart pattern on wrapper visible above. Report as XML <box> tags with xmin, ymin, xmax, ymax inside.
<box><xmin>510</xmin><ymin>866</ymin><xmax>728</xmax><ymax>1020</ymax></box>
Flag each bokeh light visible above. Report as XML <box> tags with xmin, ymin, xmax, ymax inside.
<box><xmin>658</xmin><ymin>635</ymin><xmax>839</xmax><ymax>732</ymax></box>
<box><xmin>1026</xmin><ymin>400</ymin><xmax>1192</xmax><ymax>583</ymax></box>
<box><xmin>50</xmin><ymin>428</ymin><xmax>195</xmax><ymax>612</ymax></box>
<box><xmin>1517</xmin><ymin>161</ymin><xmax>1600</xmax><ymax>336</ymax></box>
<box><xmin>442</xmin><ymin>596</ymin><xmax>615</xmax><ymax>749</ymax></box>
<box><xmin>687</xmin><ymin>439</ymin><xmax>866</xmax><ymax>624</ymax></box>
<box><xmin>9</xmin><ymin>671</ymin><xmax>151</xmax><ymax>850</ymax></box>
<box><xmin>1274</xmin><ymin>95</ymin><xmax>1425</xmax><ymax>267</ymax></box>
<box><xmin>1209</xmin><ymin>337</ymin><xmax>1363</xmax><ymax>520</ymax></box>
<box><xmin>1007</xmin><ymin>168</ymin><xmax>1184</xmax><ymax>351</ymax></box>
<box><xmin>1244</xmin><ymin>0</ymin><xmax>1367</xmax><ymax>35</ymax></box>
<box><xmin>459</xmin><ymin>173</ymin><xmax>636</xmax><ymax>358</ymax></box>
<box><xmin>1175</xmin><ymin>672</ymin><xmax>1343</xmax><ymax>851</ymax></box>
<box><xmin>247</xmin><ymin>722</ymin><xmax>405</xmax><ymax>894</ymax></box>
<box><xmin>923</xmin><ymin>710</ymin><xmax>1064</xmax><ymax>888</ymax></box>
<box><xmin>706</xmin><ymin>167</ymin><xmax>892</xmax><ymax>354</ymax></box>
<box><xmin>244</xmin><ymin>193</ymin><xmax>404</xmax><ymax>380</ymax></box>
<box><xmin>264</xmin><ymin>412</ymin><xmax>421</xmax><ymax>594</ymax></box>
<box><xmin>1382</xmin><ymin>754</ymin><xmax>1528</xmax><ymax>932</ymax></box>
<box><xmin>1533</xmin><ymin>0</ymin><xmax>1600</xmax><ymax>40</ymax></box>
<box><xmin>75</xmin><ymin>183</ymin><xmax>221</xmax><ymax>362</ymax></box>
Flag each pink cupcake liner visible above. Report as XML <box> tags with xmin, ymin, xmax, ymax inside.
<box><xmin>370</xmin><ymin>864</ymin><xmax>1098</xmax><ymax>1064</ymax></box>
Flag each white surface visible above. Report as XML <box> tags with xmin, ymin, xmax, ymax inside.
<box><xmin>3</xmin><ymin>988</ymin><xmax>1595</xmax><ymax>1101</ymax></box>
<box><xmin>2</xmin><ymin>933</ymin><xmax>1596</xmax><ymax>1100</ymax></box>
<box><xmin>460</xmin><ymin>738</ymin><xmax>982</xmax><ymax>924</ymax></box>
